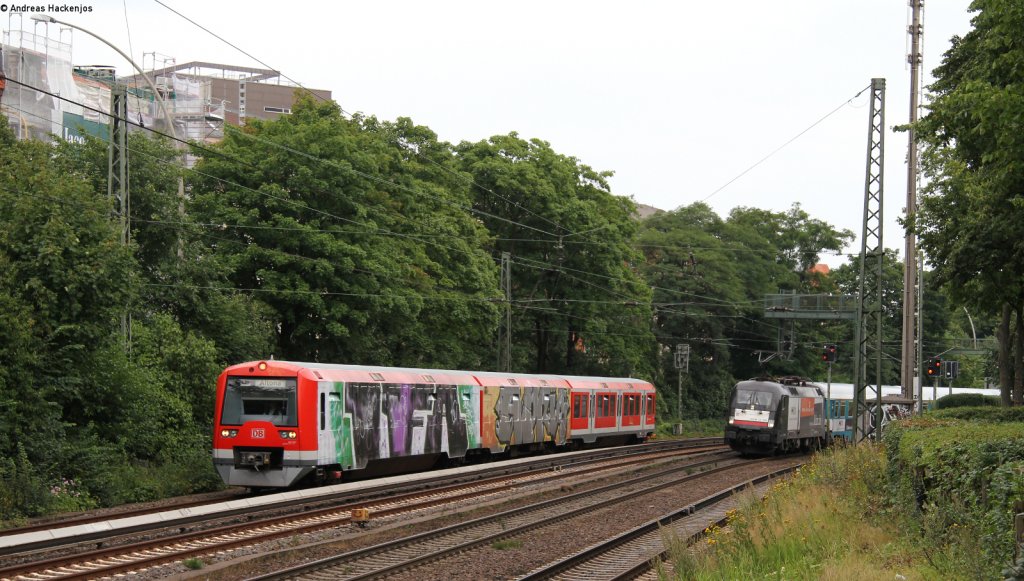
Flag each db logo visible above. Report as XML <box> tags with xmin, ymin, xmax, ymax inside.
<box><xmin>251</xmin><ymin>428</ymin><xmax>266</xmax><ymax>439</ymax></box>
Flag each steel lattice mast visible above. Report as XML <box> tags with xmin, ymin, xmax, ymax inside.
<box><xmin>853</xmin><ymin>78</ymin><xmax>886</xmax><ymax>443</ymax></box>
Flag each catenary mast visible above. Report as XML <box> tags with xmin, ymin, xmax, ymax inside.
<box><xmin>901</xmin><ymin>1</ymin><xmax>924</xmax><ymax>400</ymax></box>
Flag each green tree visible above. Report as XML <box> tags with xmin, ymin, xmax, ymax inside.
<box><xmin>456</xmin><ymin>133</ymin><xmax>656</xmax><ymax>378</ymax></box>
<box><xmin>52</xmin><ymin>133</ymin><xmax>276</xmax><ymax>365</ymax></box>
<box><xmin>914</xmin><ymin>0</ymin><xmax>1024</xmax><ymax>404</ymax></box>
<box><xmin>190</xmin><ymin>95</ymin><xmax>498</xmax><ymax>368</ymax></box>
<box><xmin>638</xmin><ymin>204</ymin><xmax>744</xmax><ymax>418</ymax></box>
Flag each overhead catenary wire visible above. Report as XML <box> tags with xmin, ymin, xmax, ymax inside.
<box><xmin>2</xmin><ymin>94</ymin><xmax>681</xmax><ymax>324</ymax></box>
<box><xmin>704</xmin><ymin>83</ymin><xmax>872</xmax><ymax>203</ymax></box>
<box><xmin>7</xmin><ymin>77</ymin><xmax>849</xmax><ymax>319</ymax></box>
<box><xmin>151</xmin><ymin>0</ymin><xmax>575</xmax><ymax>238</ymax></box>
<box><xmin>3</xmin><ymin>76</ymin><xmax>559</xmax><ymax>242</ymax></box>
<box><xmin>2</xmin><ymin>81</ymin><xmax>840</xmax><ymax>358</ymax></box>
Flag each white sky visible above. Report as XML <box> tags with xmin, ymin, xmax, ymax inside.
<box><xmin>6</xmin><ymin>1</ymin><xmax>975</xmax><ymax>266</ymax></box>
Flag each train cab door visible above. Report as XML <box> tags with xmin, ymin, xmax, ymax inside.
<box><xmin>646</xmin><ymin>393</ymin><xmax>656</xmax><ymax>429</ymax></box>
<box><xmin>317</xmin><ymin>383</ymin><xmax>353</xmax><ymax>469</ymax></box>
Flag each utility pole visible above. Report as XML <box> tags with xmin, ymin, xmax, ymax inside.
<box><xmin>674</xmin><ymin>343</ymin><xmax>689</xmax><ymax>436</ymax></box>
<box><xmin>497</xmin><ymin>252</ymin><xmax>512</xmax><ymax>372</ymax></box>
<box><xmin>853</xmin><ymin>78</ymin><xmax>886</xmax><ymax>443</ymax></box>
<box><xmin>901</xmin><ymin>0</ymin><xmax>924</xmax><ymax>400</ymax></box>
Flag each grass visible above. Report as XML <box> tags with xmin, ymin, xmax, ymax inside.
<box><xmin>182</xmin><ymin>557</ymin><xmax>205</xmax><ymax>570</ymax></box>
<box><xmin>492</xmin><ymin>539</ymin><xmax>523</xmax><ymax>550</ymax></box>
<box><xmin>658</xmin><ymin>418</ymin><xmax>724</xmax><ymax>439</ymax></box>
<box><xmin>664</xmin><ymin>443</ymin><xmax>951</xmax><ymax>580</ymax></box>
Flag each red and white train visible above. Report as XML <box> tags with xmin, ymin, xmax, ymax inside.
<box><xmin>213</xmin><ymin>360</ymin><xmax>657</xmax><ymax>488</ymax></box>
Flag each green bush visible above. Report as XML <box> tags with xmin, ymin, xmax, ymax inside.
<box><xmin>932</xmin><ymin>406</ymin><xmax>1024</xmax><ymax>422</ymax></box>
<box><xmin>883</xmin><ymin>418</ymin><xmax>1024</xmax><ymax>578</ymax></box>
<box><xmin>0</xmin><ymin>444</ymin><xmax>50</xmax><ymax>521</ymax></box>
<box><xmin>935</xmin><ymin>393</ymin><xmax>1000</xmax><ymax>409</ymax></box>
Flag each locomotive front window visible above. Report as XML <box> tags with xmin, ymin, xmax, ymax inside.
<box><xmin>735</xmin><ymin>389</ymin><xmax>774</xmax><ymax>410</ymax></box>
<box><xmin>222</xmin><ymin>376</ymin><xmax>298</xmax><ymax>427</ymax></box>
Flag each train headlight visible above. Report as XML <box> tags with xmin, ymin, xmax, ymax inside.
<box><xmin>767</xmin><ymin>420</ymin><xmax>774</xmax><ymax>428</ymax></box>
<box><xmin>258</xmin><ymin>361</ymin><xmax>268</xmax><ymax>370</ymax></box>
<box><xmin>279</xmin><ymin>430</ymin><xmax>297</xmax><ymax>439</ymax></box>
<box><xmin>220</xmin><ymin>429</ymin><xmax>238</xmax><ymax>438</ymax></box>
<box><xmin>728</xmin><ymin>418</ymin><xmax>735</xmax><ymax>425</ymax></box>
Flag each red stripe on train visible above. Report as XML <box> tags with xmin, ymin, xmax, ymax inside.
<box><xmin>733</xmin><ymin>419</ymin><xmax>769</xmax><ymax>427</ymax></box>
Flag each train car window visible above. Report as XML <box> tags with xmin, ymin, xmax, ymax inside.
<box><xmin>320</xmin><ymin>393</ymin><xmax>325</xmax><ymax>430</ymax></box>
<box><xmin>222</xmin><ymin>376</ymin><xmax>298</xmax><ymax>427</ymax></box>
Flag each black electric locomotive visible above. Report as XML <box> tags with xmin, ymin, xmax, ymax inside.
<box><xmin>724</xmin><ymin>377</ymin><xmax>830</xmax><ymax>456</ymax></box>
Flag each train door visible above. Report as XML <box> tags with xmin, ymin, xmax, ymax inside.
<box><xmin>644</xmin><ymin>393</ymin><xmax>656</xmax><ymax>429</ymax></box>
<box><xmin>785</xmin><ymin>395</ymin><xmax>801</xmax><ymax>435</ymax></box>
<box><xmin>317</xmin><ymin>382</ymin><xmax>354</xmax><ymax>469</ymax></box>
<box><xmin>589</xmin><ymin>391</ymin><xmax>598</xmax><ymax>432</ymax></box>
<box><xmin>639</xmin><ymin>393</ymin><xmax>646</xmax><ymax>429</ymax></box>
<box><xmin>570</xmin><ymin>392</ymin><xmax>589</xmax><ymax>434</ymax></box>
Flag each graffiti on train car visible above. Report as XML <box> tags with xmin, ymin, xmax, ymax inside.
<box><xmin>491</xmin><ymin>386</ymin><xmax>570</xmax><ymax>446</ymax></box>
<box><xmin>346</xmin><ymin>383</ymin><xmax>469</xmax><ymax>463</ymax></box>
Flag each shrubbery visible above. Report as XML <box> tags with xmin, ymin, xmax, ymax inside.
<box><xmin>883</xmin><ymin>417</ymin><xmax>1024</xmax><ymax>578</ymax></box>
<box><xmin>934</xmin><ymin>393</ymin><xmax>1001</xmax><ymax>409</ymax></box>
<box><xmin>930</xmin><ymin>405</ymin><xmax>1024</xmax><ymax>422</ymax></box>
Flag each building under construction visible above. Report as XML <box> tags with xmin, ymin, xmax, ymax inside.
<box><xmin>1</xmin><ymin>16</ymin><xmax>331</xmax><ymax>148</ymax></box>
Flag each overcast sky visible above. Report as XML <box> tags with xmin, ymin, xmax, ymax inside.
<box><xmin>6</xmin><ymin>1</ymin><xmax>975</xmax><ymax>266</ymax></box>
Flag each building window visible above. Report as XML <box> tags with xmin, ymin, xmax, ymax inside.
<box><xmin>264</xmin><ymin>106</ymin><xmax>292</xmax><ymax>114</ymax></box>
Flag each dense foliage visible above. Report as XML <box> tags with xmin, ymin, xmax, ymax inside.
<box><xmin>915</xmin><ymin>0</ymin><xmax>1024</xmax><ymax>405</ymax></box>
<box><xmin>883</xmin><ymin>417</ymin><xmax>1024</xmax><ymax>578</ymax></box>
<box><xmin>932</xmin><ymin>405</ymin><xmax>1024</xmax><ymax>422</ymax></box>
<box><xmin>934</xmin><ymin>393</ymin><xmax>1001</xmax><ymax>409</ymax></box>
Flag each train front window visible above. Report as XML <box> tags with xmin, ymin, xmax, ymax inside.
<box><xmin>222</xmin><ymin>376</ymin><xmax>298</xmax><ymax>427</ymax></box>
<box><xmin>735</xmin><ymin>389</ymin><xmax>773</xmax><ymax>410</ymax></box>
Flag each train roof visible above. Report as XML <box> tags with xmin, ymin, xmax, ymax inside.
<box><xmin>734</xmin><ymin>378</ymin><xmax>825</xmax><ymax>398</ymax></box>
<box><xmin>224</xmin><ymin>360</ymin><xmax>654</xmax><ymax>390</ymax></box>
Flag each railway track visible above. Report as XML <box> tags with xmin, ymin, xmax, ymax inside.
<box><xmin>247</xmin><ymin>455</ymin><xmax>775</xmax><ymax>581</ymax></box>
<box><xmin>0</xmin><ymin>438</ymin><xmax>717</xmax><ymax>557</ymax></box>
<box><xmin>517</xmin><ymin>469</ymin><xmax>791</xmax><ymax>581</ymax></box>
<box><xmin>0</xmin><ymin>439</ymin><xmax>724</xmax><ymax>580</ymax></box>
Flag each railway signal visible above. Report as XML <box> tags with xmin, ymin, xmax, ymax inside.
<box><xmin>944</xmin><ymin>360</ymin><xmax>960</xmax><ymax>379</ymax></box>
<box><xmin>822</xmin><ymin>344</ymin><xmax>837</xmax><ymax>363</ymax></box>
<box><xmin>926</xmin><ymin>357</ymin><xmax>942</xmax><ymax>377</ymax></box>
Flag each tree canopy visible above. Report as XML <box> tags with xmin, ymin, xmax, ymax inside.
<box><xmin>915</xmin><ymin>0</ymin><xmax>1024</xmax><ymax>404</ymax></box>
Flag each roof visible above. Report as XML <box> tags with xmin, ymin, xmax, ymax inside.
<box><xmin>225</xmin><ymin>360</ymin><xmax>653</xmax><ymax>389</ymax></box>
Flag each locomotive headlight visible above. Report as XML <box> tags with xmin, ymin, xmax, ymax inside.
<box><xmin>220</xmin><ymin>429</ymin><xmax>238</xmax><ymax>438</ymax></box>
<box><xmin>728</xmin><ymin>418</ymin><xmax>735</xmax><ymax>425</ymax></box>
<box><xmin>258</xmin><ymin>361</ymin><xmax>268</xmax><ymax>370</ymax></box>
<box><xmin>767</xmin><ymin>420</ymin><xmax>774</xmax><ymax>428</ymax></box>
<box><xmin>279</xmin><ymin>430</ymin><xmax>297</xmax><ymax>439</ymax></box>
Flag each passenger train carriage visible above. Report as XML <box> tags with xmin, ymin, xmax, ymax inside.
<box><xmin>213</xmin><ymin>360</ymin><xmax>657</xmax><ymax>488</ymax></box>
<box><xmin>724</xmin><ymin>377</ymin><xmax>829</xmax><ymax>456</ymax></box>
